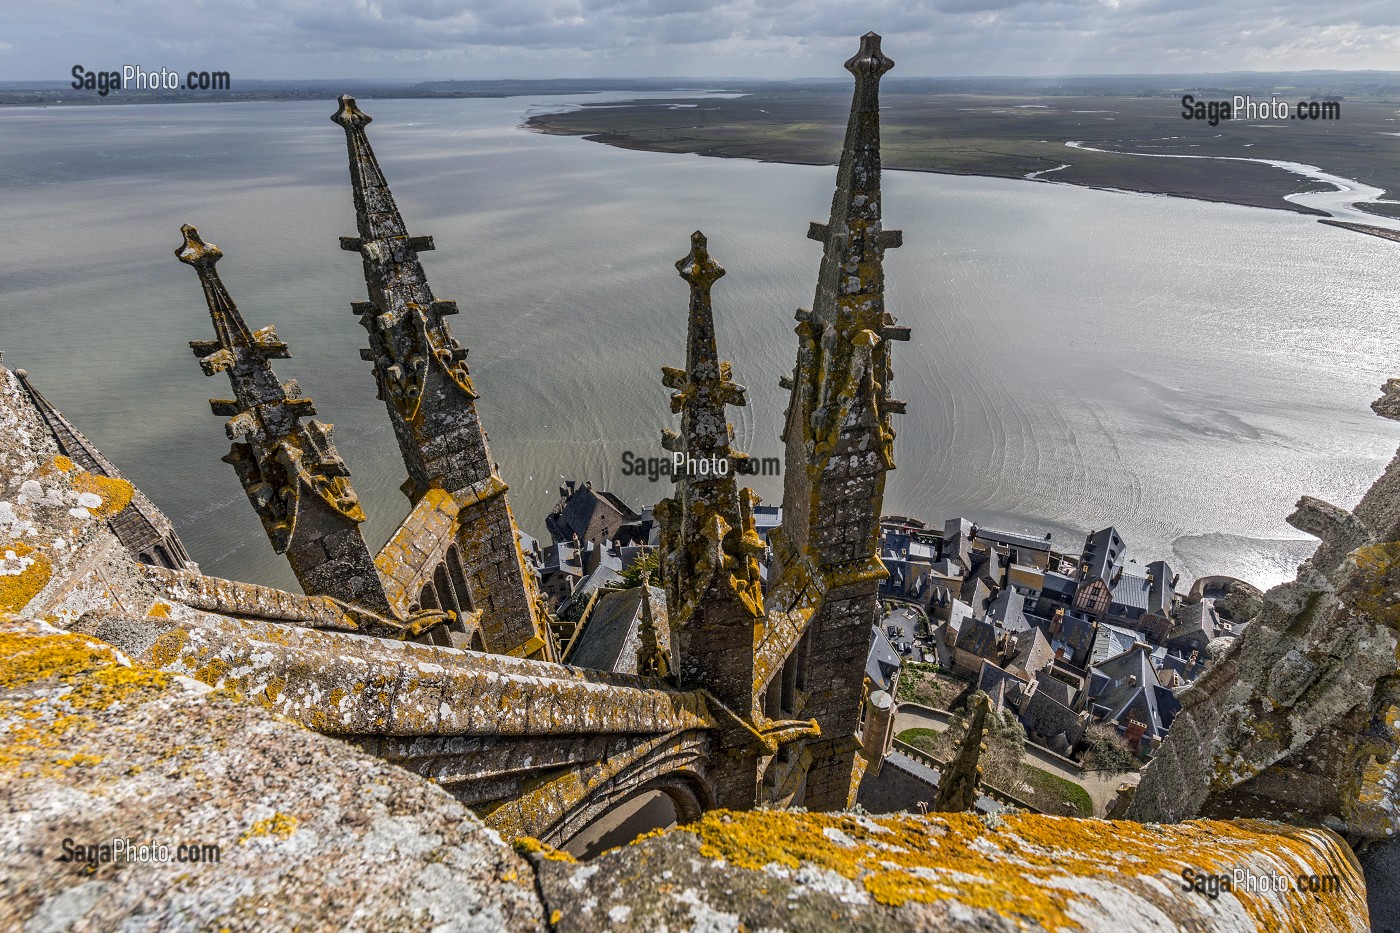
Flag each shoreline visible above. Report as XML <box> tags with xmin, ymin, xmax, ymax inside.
<box><xmin>526</xmin><ymin>95</ymin><xmax>1400</xmax><ymax>231</ymax></box>
<box><xmin>528</xmin><ymin>120</ymin><xmax>1346</xmax><ymax>220</ymax></box>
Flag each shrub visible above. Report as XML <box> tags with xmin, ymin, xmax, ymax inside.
<box><xmin>1079</xmin><ymin>722</ymin><xmax>1142</xmax><ymax>773</ymax></box>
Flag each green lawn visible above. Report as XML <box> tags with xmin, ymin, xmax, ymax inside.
<box><xmin>894</xmin><ymin>729</ymin><xmax>1093</xmax><ymax>817</ymax></box>
<box><xmin>895</xmin><ymin>728</ymin><xmax>944</xmax><ymax>759</ymax></box>
<box><xmin>1019</xmin><ymin>765</ymin><xmax>1094</xmax><ymax>817</ymax></box>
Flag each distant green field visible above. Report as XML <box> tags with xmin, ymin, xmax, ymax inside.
<box><xmin>528</xmin><ymin>91</ymin><xmax>1400</xmax><ymax>219</ymax></box>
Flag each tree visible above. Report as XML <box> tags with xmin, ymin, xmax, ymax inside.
<box><xmin>617</xmin><ymin>549</ymin><xmax>660</xmax><ymax>589</ymax></box>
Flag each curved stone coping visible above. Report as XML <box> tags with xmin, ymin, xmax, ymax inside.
<box><xmin>530</xmin><ymin>809</ymin><xmax>1370</xmax><ymax>932</ymax></box>
<box><xmin>80</xmin><ymin>608</ymin><xmax>717</xmax><ymax>739</ymax></box>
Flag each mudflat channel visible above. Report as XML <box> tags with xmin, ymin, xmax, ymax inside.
<box><xmin>527</xmin><ymin>92</ymin><xmax>1400</xmax><ymax>220</ymax></box>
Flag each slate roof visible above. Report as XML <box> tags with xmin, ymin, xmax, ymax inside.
<box><xmin>565</xmin><ymin>585</ymin><xmax>669</xmax><ymax>675</ymax></box>
<box><xmin>987</xmin><ymin>589</ymin><xmax>1031</xmax><ymax>634</ymax></box>
<box><xmin>1038</xmin><ymin>609</ymin><xmax>1096</xmax><ymax>665</ymax></box>
<box><xmin>880</xmin><ymin>753</ymin><xmax>1008</xmax><ymax>816</ymax></box>
<box><xmin>1040</xmin><ymin>572</ymin><xmax>1078</xmax><ymax>599</ymax></box>
<box><xmin>867</xmin><ymin>626</ymin><xmax>903</xmax><ymax>693</ymax></box>
<box><xmin>752</xmin><ymin>505</ymin><xmax>783</xmax><ymax>542</ymax></box>
<box><xmin>931</xmin><ymin>559</ymin><xmax>964</xmax><ymax>578</ymax></box>
<box><xmin>1168</xmin><ymin>599</ymin><xmax>1218</xmax><ymax>647</ymax></box>
<box><xmin>954</xmin><ymin>616</ymin><xmax>999</xmax><ymax>660</ymax></box>
<box><xmin>1089</xmin><ymin>646</ymin><xmax>1173</xmax><ymax>738</ymax></box>
<box><xmin>946</xmin><ymin>599</ymin><xmax>975</xmax><ymax>639</ymax></box>
<box><xmin>1007</xmin><ymin>564</ymin><xmax>1045</xmax><ymax>592</ymax></box>
<box><xmin>545</xmin><ymin>482</ymin><xmax>640</xmax><ymax>547</ymax></box>
<box><xmin>977</xmin><ymin>661</ymin><xmax>1029</xmax><ymax>710</ymax></box>
<box><xmin>1089</xmin><ymin>622</ymin><xmax>1144</xmax><ymax>668</ymax></box>
<box><xmin>1007</xmin><ymin>627</ymin><xmax>1055</xmax><ymax>679</ymax></box>
<box><xmin>961</xmin><ymin>575</ymin><xmax>993</xmax><ymax>613</ymax></box>
<box><xmin>1020</xmin><ymin>687</ymin><xmax>1085</xmax><ymax>747</ymax></box>
<box><xmin>1145</xmin><ymin>559</ymin><xmax>1177</xmax><ymax>616</ymax></box>
<box><xmin>1081</xmin><ymin>526</ymin><xmax>1125</xmax><ymax>584</ymax></box>
<box><xmin>1032</xmin><ymin>669</ymin><xmax>1074</xmax><ymax>708</ymax></box>
<box><xmin>1110</xmin><ymin>571</ymin><xmax>1151</xmax><ymax>614</ymax></box>
<box><xmin>975</xmin><ymin>527</ymin><xmax>1054</xmax><ymax>553</ymax></box>
<box><xmin>939</xmin><ymin>518</ymin><xmax>973</xmax><ymax>572</ymax></box>
<box><xmin>538</xmin><ymin>541</ymin><xmax>586</xmax><ymax>577</ymax></box>
<box><xmin>555</xmin><ymin>561</ymin><xmax>625</xmax><ymax>623</ymax></box>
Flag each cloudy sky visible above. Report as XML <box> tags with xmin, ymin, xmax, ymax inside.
<box><xmin>5</xmin><ymin>0</ymin><xmax>1400</xmax><ymax>80</ymax></box>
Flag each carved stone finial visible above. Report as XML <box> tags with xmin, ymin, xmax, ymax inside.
<box><xmin>175</xmin><ymin>223</ymin><xmax>223</xmax><ymax>268</ymax></box>
<box><xmin>845</xmin><ymin>32</ymin><xmax>894</xmax><ymax>81</ymax></box>
<box><xmin>331</xmin><ymin>94</ymin><xmax>372</xmax><ymax>130</ymax></box>
<box><xmin>845</xmin><ymin>32</ymin><xmax>894</xmax><ymax>113</ymax></box>
<box><xmin>676</xmin><ymin>230</ymin><xmax>726</xmax><ymax>290</ymax></box>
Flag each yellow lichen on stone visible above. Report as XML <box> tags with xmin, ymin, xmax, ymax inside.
<box><xmin>514</xmin><ymin>836</ymin><xmax>576</xmax><ymax>863</ymax></box>
<box><xmin>147</xmin><ymin>602</ymin><xmax>172</xmax><ymax>619</ymax></box>
<box><xmin>1347</xmin><ymin>542</ymin><xmax>1400</xmax><ymax>629</ymax></box>
<box><xmin>238</xmin><ymin>812</ymin><xmax>299</xmax><ymax>845</ymax></box>
<box><xmin>147</xmin><ymin>629</ymin><xmax>191</xmax><ymax>669</ymax></box>
<box><xmin>0</xmin><ymin>632</ymin><xmax>169</xmax><ymax>778</ymax></box>
<box><xmin>70</xmin><ymin>471</ymin><xmax>135</xmax><ymax>518</ymax></box>
<box><xmin>685</xmin><ymin>809</ymin><xmax>1364</xmax><ymax>931</ymax></box>
<box><xmin>0</xmin><ymin>542</ymin><xmax>52</xmax><ymax>614</ymax></box>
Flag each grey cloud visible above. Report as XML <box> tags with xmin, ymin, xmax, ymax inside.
<box><xmin>4</xmin><ymin>0</ymin><xmax>1399</xmax><ymax>79</ymax></box>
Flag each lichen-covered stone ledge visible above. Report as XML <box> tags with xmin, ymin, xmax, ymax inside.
<box><xmin>527</xmin><ymin>809</ymin><xmax>1370</xmax><ymax>933</ymax></box>
<box><xmin>0</xmin><ymin>616</ymin><xmax>544</xmax><ymax>932</ymax></box>
<box><xmin>0</xmin><ymin>610</ymin><xmax>1374</xmax><ymax>932</ymax></box>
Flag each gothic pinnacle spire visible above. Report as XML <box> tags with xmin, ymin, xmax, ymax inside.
<box><xmin>178</xmin><ymin>224</ymin><xmax>300</xmax><ymax>423</ymax></box>
<box><xmin>662</xmin><ymin>231</ymin><xmax>748</xmax><ymax>462</ymax></box>
<box><xmin>934</xmin><ymin>694</ymin><xmax>992</xmax><ymax>813</ymax></box>
<box><xmin>656</xmin><ymin>231</ymin><xmax>765</xmax><ymax>712</ymax></box>
<box><xmin>332</xmin><ymin>97</ymin><xmax>554</xmax><ymax>661</ymax></box>
<box><xmin>767</xmin><ymin>33</ymin><xmax>912</xmax><ymax>813</ymax></box>
<box><xmin>332</xmin><ymin>94</ymin><xmax>475</xmax><ymax>428</ymax></box>
<box><xmin>177</xmin><ymin>224</ymin><xmax>390</xmax><ymax>614</ymax></box>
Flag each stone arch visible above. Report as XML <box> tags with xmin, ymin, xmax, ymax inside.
<box><xmin>560</xmin><ymin>775</ymin><xmax>709</xmax><ymax>860</ymax></box>
<box><xmin>434</xmin><ymin>563</ymin><xmax>459</xmax><ymax>618</ymax></box>
<box><xmin>540</xmin><ymin>732</ymin><xmax>714</xmax><ymax>849</ymax></box>
<box><xmin>446</xmin><ymin>545</ymin><xmax>472</xmax><ymax>612</ymax></box>
<box><xmin>419</xmin><ymin>582</ymin><xmax>439</xmax><ymax>611</ymax></box>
